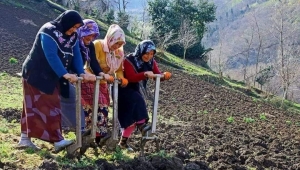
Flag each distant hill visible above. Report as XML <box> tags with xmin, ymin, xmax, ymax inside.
<box><xmin>203</xmin><ymin>0</ymin><xmax>300</xmax><ymax>102</ymax></box>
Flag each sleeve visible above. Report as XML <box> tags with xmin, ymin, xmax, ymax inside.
<box><xmin>71</xmin><ymin>41</ymin><xmax>85</xmax><ymax>75</ymax></box>
<box><xmin>89</xmin><ymin>43</ymin><xmax>102</xmax><ymax>75</ymax></box>
<box><xmin>41</xmin><ymin>34</ymin><xmax>68</xmax><ymax>78</ymax></box>
<box><xmin>152</xmin><ymin>60</ymin><xmax>161</xmax><ymax>74</ymax></box>
<box><xmin>123</xmin><ymin>59</ymin><xmax>146</xmax><ymax>82</ymax></box>
<box><xmin>115</xmin><ymin>60</ymin><xmax>124</xmax><ymax>79</ymax></box>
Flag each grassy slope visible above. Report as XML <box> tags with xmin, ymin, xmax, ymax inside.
<box><xmin>1</xmin><ymin>0</ymin><xmax>300</xmax><ymax>169</ymax></box>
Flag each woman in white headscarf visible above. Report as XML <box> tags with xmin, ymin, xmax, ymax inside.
<box><xmin>82</xmin><ymin>24</ymin><xmax>128</xmax><ymax>146</ymax></box>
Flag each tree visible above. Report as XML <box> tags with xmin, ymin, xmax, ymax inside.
<box><xmin>151</xmin><ymin>30</ymin><xmax>177</xmax><ymax>54</ymax></box>
<box><xmin>177</xmin><ymin>20</ymin><xmax>198</xmax><ymax>59</ymax></box>
<box><xmin>114</xmin><ymin>0</ymin><xmax>130</xmax><ymax>29</ymax></box>
<box><xmin>242</xmin><ymin>25</ymin><xmax>254</xmax><ymax>84</ymax></box>
<box><xmin>255</xmin><ymin>66</ymin><xmax>275</xmax><ymax>90</ymax></box>
<box><xmin>148</xmin><ymin>0</ymin><xmax>216</xmax><ymax>58</ymax></box>
<box><xmin>270</xmin><ymin>1</ymin><xmax>300</xmax><ymax>100</ymax></box>
<box><xmin>104</xmin><ymin>9</ymin><xmax>115</xmax><ymax>25</ymax></box>
<box><xmin>251</xmin><ymin>10</ymin><xmax>264</xmax><ymax>87</ymax></box>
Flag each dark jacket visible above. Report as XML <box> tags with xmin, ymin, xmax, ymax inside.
<box><xmin>22</xmin><ymin>22</ymin><xmax>78</xmax><ymax>94</ymax></box>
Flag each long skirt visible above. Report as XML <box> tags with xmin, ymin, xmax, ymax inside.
<box><xmin>81</xmin><ymin>82</ymin><xmax>109</xmax><ymax>137</ymax></box>
<box><xmin>118</xmin><ymin>86</ymin><xmax>148</xmax><ymax>129</ymax></box>
<box><xmin>21</xmin><ymin>79</ymin><xmax>63</xmax><ymax>142</ymax></box>
<box><xmin>60</xmin><ymin>83</ymin><xmax>85</xmax><ymax>130</ymax></box>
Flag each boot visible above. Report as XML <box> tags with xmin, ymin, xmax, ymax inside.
<box><xmin>54</xmin><ymin>139</ymin><xmax>74</xmax><ymax>152</ymax></box>
<box><xmin>118</xmin><ymin>136</ymin><xmax>134</xmax><ymax>152</ymax></box>
<box><xmin>136</xmin><ymin>123</ymin><xmax>151</xmax><ymax>136</ymax></box>
<box><xmin>96</xmin><ymin>134</ymin><xmax>111</xmax><ymax>147</ymax></box>
<box><xmin>17</xmin><ymin>133</ymin><xmax>40</xmax><ymax>150</ymax></box>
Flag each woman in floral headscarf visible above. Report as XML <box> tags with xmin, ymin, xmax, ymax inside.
<box><xmin>84</xmin><ymin>24</ymin><xmax>128</xmax><ymax>146</ymax></box>
<box><xmin>117</xmin><ymin>40</ymin><xmax>172</xmax><ymax>151</ymax></box>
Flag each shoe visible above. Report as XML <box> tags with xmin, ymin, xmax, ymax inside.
<box><xmin>118</xmin><ymin>143</ymin><xmax>134</xmax><ymax>152</ymax></box>
<box><xmin>118</xmin><ymin>136</ymin><xmax>134</xmax><ymax>152</ymax></box>
<box><xmin>82</xmin><ymin>129</ymin><xmax>91</xmax><ymax>137</ymax></box>
<box><xmin>97</xmin><ymin>134</ymin><xmax>111</xmax><ymax>147</ymax></box>
<box><xmin>17</xmin><ymin>140</ymin><xmax>40</xmax><ymax>150</ymax></box>
<box><xmin>54</xmin><ymin>139</ymin><xmax>74</xmax><ymax>152</ymax></box>
<box><xmin>137</xmin><ymin>123</ymin><xmax>152</xmax><ymax>136</ymax></box>
<box><xmin>17</xmin><ymin>133</ymin><xmax>40</xmax><ymax>150</ymax></box>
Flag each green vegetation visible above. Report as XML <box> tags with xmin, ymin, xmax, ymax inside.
<box><xmin>9</xmin><ymin>57</ymin><xmax>18</xmax><ymax>64</ymax></box>
<box><xmin>244</xmin><ymin>117</ymin><xmax>255</xmax><ymax>123</ymax></box>
<box><xmin>259</xmin><ymin>113</ymin><xmax>267</xmax><ymax>121</ymax></box>
<box><xmin>286</xmin><ymin>120</ymin><xmax>292</xmax><ymax>126</ymax></box>
<box><xmin>0</xmin><ymin>72</ymin><xmax>23</xmax><ymax>109</ymax></box>
<box><xmin>227</xmin><ymin>116</ymin><xmax>234</xmax><ymax>123</ymax></box>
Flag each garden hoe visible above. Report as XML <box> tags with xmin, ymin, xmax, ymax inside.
<box><xmin>66</xmin><ymin>76</ymin><xmax>103</xmax><ymax>157</ymax></box>
<box><xmin>138</xmin><ymin>74</ymin><xmax>163</xmax><ymax>157</ymax></box>
<box><xmin>68</xmin><ymin>77</ymin><xmax>121</xmax><ymax>156</ymax></box>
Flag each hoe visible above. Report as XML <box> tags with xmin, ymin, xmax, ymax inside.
<box><xmin>17</xmin><ymin>73</ymin><xmax>165</xmax><ymax>157</ymax></box>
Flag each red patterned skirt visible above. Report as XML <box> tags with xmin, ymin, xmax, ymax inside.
<box><xmin>81</xmin><ymin>82</ymin><xmax>110</xmax><ymax>137</ymax></box>
<box><xmin>21</xmin><ymin>79</ymin><xmax>64</xmax><ymax>142</ymax></box>
<box><xmin>81</xmin><ymin>82</ymin><xmax>110</xmax><ymax>108</ymax></box>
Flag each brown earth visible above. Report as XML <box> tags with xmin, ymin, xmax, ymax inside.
<box><xmin>1</xmin><ymin>0</ymin><xmax>300</xmax><ymax>170</ymax></box>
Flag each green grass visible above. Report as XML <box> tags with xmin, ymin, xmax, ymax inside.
<box><xmin>0</xmin><ymin>72</ymin><xmax>23</xmax><ymax>109</ymax></box>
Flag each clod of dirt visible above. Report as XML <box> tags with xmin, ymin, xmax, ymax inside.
<box><xmin>0</xmin><ymin>160</ymin><xmax>4</xmax><ymax>169</ymax></box>
<box><xmin>0</xmin><ymin>108</ymin><xmax>21</xmax><ymax>122</ymax></box>
<box><xmin>38</xmin><ymin>159</ymin><xmax>59</xmax><ymax>170</ymax></box>
<box><xmin>150</xmin><ymin>155</ymin><xmax>184</xmax><ymax>170</ymax></box>
<box><xmin>94</xmin><ymin>159</ymin><xmax>116</xmax><ymax>170</ymax></box>
<box><xmin>184</xmin><ymin>162</ymin><xmax>200</xmax><ymax>170</ymax></box>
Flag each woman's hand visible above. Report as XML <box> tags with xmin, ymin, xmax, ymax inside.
<box><xmin>81</xmin><ymin>73</ymin><xmax>96</xmax><ymax>82</ymax></box>
<box><xmin>63</xmin><ymin>73</ymin><xmax>78</xmax><ymax>83</ymax></box>
<box><xmin>144</xmin><ymin>71</ymin><xmax>155</xmax><ymax>79</ymax></box>
<box><xmin>100</xmin><ymin>72</ymin><xmax>114</xmax><ymax>83</ymax></box>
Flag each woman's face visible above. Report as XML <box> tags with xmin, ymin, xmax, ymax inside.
<box><xmin>82</xmin><ymin>34</ymin><xmax>96</xmax><ymax>45</ymax></box>
<box><xmin>109</xmin><ymin>41</ymin><xmax>124</xmax><ymax>51</ymax></box>
<box><xmin>142</xmin><ymin>50</ymin><xmax>155</xmax><ymax>62</ymax></box>
<box><xmin>65</xmin><ymin>23</ymin><xmax>82</xmax><ymax>35</ymax></box>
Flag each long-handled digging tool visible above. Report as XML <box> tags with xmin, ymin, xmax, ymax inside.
<box><xmin>65</xmin><ymin>77</ymin><xmax>83</xmax><ymax>156</ymax></box>
<box><xmin>77</xmin><ymin>76</ymin><xmax>103</xmax><ymax>155</ymax></box>
<box><xmin>112</xmin><ymin>79</ymin><xmax>120</xmax><ymax>141</ymax></box>
<box><xmin>66</xmin><ymin>76</ymin><xmax>103</xmax><ymax>156</ymax></box>
<box><xmin>139</xmin><ymin>74</ymin><xmax>164</xmax><ymax>157</ymax></box>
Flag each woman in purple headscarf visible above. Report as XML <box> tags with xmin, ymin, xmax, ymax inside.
<box><xmin>78</xmin><ymin>19</ymin><xmax>113</xmax><ymax>146</ymax></box>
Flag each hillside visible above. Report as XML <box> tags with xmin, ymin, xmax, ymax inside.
<box><xmin>203</xmin><ymin>0</ymin><xmax>300</xmax><ymax>102</ymax></box>
<box><xmin>1</xmin><ymin>0</ymin><xmax>300</xmax><ymax>169</ymax></box>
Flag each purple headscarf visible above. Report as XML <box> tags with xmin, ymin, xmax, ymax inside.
<box><xmin>77</xmin><ymin>19</ymin><xmax>99</xmax><ymax>61</ymax></box>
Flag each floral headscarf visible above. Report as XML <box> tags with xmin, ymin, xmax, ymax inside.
<box><xmin>132</xmin><ymin>40</ymin><xmax>156</xmax><ymax>70</ymax></box>
<box><xmin>77</xmin><ymin>19</ymin><xmax>99</xmax><ymax>61</ymax></box>
<box><xmin>103</xmin><ymin>24</ymin><xmax>126</xmax><ymax>74</ymax></box>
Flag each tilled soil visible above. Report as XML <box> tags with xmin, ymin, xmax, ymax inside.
<box><xmin>1</xmin><ymin>1</ymin><xmax>300</xmax><ymax>170</ymax></box>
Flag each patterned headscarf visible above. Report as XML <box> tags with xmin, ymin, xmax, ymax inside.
<box><xmin>132</xmin><ymin>40</ymin><xmax>156</xmax><ymax>70</ymax></box>
<box><xmin>77</xmin><ymin>19</ymin><xmax>99</xmax><ymax>61</ymax></box>
<box><xmin>103</xmin><ymin>24</ymin><xmax>126</xmax><ymax>74</ymax></box>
